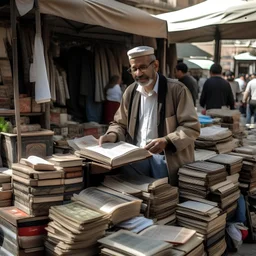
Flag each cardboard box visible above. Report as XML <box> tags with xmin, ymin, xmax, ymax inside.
<box><xmin>19</xmin><ymin>97</ymin><xmax>31</xmax><ymax>113</ymax></box>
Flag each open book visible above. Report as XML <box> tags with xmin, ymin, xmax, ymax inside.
<box><xmin>20</xmin><ymin>156</ymin><xmax>55</xmax><ymax>171</ymax></box>
<box><xmin>70</xmin><ymin>135</ymin><xmax>151</xmax><ymax>169</ymax></box>
<box><xmin>73</xmin><ymin>187</ymin><xmax>142</xmax><ymax>225</ymax></box>
<box><xmin>98</xmin><ymin>230</ymin><xmax>173</xmax><ymax>256</ymax></box>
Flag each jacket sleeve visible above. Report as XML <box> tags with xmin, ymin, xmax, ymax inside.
<box><xmin>165</xmin><ymin>86</ymin><xmax>200</xmax><ymax>153</ymax></box>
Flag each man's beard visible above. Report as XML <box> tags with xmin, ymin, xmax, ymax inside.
<box><xmin>136</xmin><ymin>75</ymin><xmax>153</xmax><ymax>87</ymax></box>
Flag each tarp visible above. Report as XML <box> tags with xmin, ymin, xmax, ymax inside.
<box><xmin>156</xmin><ymin>0</ymin><xmax>256</xmax><ymax>43</ymax></box>
<box><xmin>177</xmin><ymin>43</ymin><xmax>212</xmax><ymax>58</ymax></box>
<box><xmin>39</xmin><ymin>0</ymin><xmax>167</xmax><ymax>39</ymax></box>
<box><xmin>234</xmin><ymin>52</ymin><xmax>256</xmax><ymax>60</ymax></box>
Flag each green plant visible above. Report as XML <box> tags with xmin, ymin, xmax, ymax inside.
<box><xmin>0</xmin><ymin>117</ymin><xmax>11</xmax><ymax>133</ymax></box>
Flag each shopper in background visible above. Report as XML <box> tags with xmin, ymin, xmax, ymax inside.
<box><xmin>242</xmin><ymin>72</ymin><xmax>256</xmax><ymax>124</ymax></box>
<box><xmin>200</xmin><ymin>64</ymin><xmax>234</xmax><ymax>110</ymax></box>
<box><xmin>103</xmin><ymin>75</ymin><xmax>122</xmax><ymax>124</ymax></box>
<box><xmin>175</xmin><ymin>62</ymin><xmax>198</xmax><ymax>106</ymax></box>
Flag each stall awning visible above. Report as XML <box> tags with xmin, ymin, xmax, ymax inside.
<box><xmin>39</xmin><ymin>0</ymin><xmax>167</xmax><ymax>39</ymax></box>
<box><xmin>184</xmin><ymin>59</ymin><xmax>214</xmax><ymax>70</ymax></box>
<box><xmin>234</xmin><ymin>52</ymin><xmax>256</xmax><ymax>61</ymax></box>
<box><xmin>156</xmin><ymin>0</ymin><xmax>256</xmax><ymax>42</ymax></box>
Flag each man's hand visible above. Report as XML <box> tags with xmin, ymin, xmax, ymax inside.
<box><xmin>144</xmin><ymin>137</ymin><xmax>167</xmax><ymax>154</ymax></box>
<box><xmin>98</xmin><ymin>133</ymin><xmax>117</xmax><ymax>146</ymax></box>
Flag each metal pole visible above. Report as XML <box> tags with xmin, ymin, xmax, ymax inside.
<box><xmin>10</xmin><ymin>0</ymin><xmax>22</xmax><ymax>162</ymax></box>
<box><xmin>214</xmin><ymin>27</ymin><xmax>221</xmax><ymax>64</ymax></box>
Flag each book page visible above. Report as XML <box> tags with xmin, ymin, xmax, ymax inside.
<box><xmin>98</xmin><ymin>230</ymin><xmax>172</xmax><ymax>256</ymax></box>
<box><xmin>139</xmin><ymin>225</ymin><xmax>196</xmax><ymax>244</ymax></box>
<box><xmin>74</xmin><ymin>187</ymin><xmax>135</xmax><ymax>213</ymax></box>
<box><xmin>84</xmin><ymin>142</ymin><xmax>139</xmax><ymax>159</ymax></box>
<box><xmin>73</xmin><ymin>135</ymin><xmax>99</xmax><ymax>148</ymax></box>
<box><xmin>23</xmin><ymin>156</ymin><xmax>54</xmax><ymax>166</ymax></box>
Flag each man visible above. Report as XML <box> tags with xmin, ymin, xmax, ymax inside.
<box><xmin>200</xmin><ymin>64</ymin><xmax>234</xmax><ymax>110</ymax></box>
<box><xmin>235</xmin><ymin>73</ymin><xmax>246</xmax><ymax>92</ymax></box>
<box><xmin>225</xmin><ymin>71</ymin><xmax>241</xmax><ymax>102</ymax></box>
<box><xmin>99</xmin><ymin>46</ymin><xmax>200</xmax><ymax>185</ymax></box>
<box><xmin>242</xmin><ymin>72</ymin><xmax>256</xmax><ymax>124</ymax></box>
<box><xmin>175</xmin><ymin>62</ymin><xmax>199</xmax><ymax>106</ymax></box>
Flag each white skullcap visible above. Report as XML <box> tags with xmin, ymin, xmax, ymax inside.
<box><xmin>127</xmin><ymin>46</ymin><xmax>154</xmax><ymax>60</ymax></box>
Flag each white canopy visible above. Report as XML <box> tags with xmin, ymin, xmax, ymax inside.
<box><xmin>39</xmin><ymin>0</ymin><xmax>167</xmax><ymax>39</ymax></box>
<box><xmin>157</xmin><ymin>0</ymin><xmax>256</xmax><ymax>43</ymax></box>
<box><xmin>234</xmin><ymin>52</ymin><xmax>256</xmax><ymax>60</ymax></box>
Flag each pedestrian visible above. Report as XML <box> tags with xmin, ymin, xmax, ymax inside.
<box><xmin>200</xmin><ymin>64</ymin><xmax>234</xmax><ymax>110</ymax></box>
<box><xmin>175</xmin><ymin>62</ymin><xmax>198</xmax><ymax>106</ymax></box>
<box><xmin>242</xmin><ymin>72</ymin><xmax>256</xmax><ymax>124</ymax></box>
<box><xmin>99</xmin><ymin>46</ymin><xmax>200</xmax><ymax>185</ymax></box>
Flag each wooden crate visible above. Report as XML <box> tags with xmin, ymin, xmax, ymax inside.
<box><xmin>1</xmin><ymin>130</ymin><xmax>54</xmax><ymax>167</ymax></box>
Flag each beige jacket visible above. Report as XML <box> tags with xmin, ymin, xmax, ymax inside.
<box><xmin>107</xmin><ymin>74</ymin><xmax>200</xmax><ymax>185</ymax></box>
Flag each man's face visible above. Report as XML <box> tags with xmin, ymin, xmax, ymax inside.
<box><xmin>129</xmin><ymin>55</ymin><xmax>158</xmax><ymax>88</ymax></box>
<box><xmin>174</xmin><ymin>69</ymin><xmax>182</xmax><ymax>79</ymax></box>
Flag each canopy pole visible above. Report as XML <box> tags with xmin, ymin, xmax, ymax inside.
<box><xmin>10</xmin><ymin>0</ymin><xmax>22</xmax><ymax>162</ymax></box>
<box><xmin>214</xmin><ymin>27</ymin><xmax>221</xmax><ymax>64</ymax></box>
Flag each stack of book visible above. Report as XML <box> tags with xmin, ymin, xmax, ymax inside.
<box><xmin>206</xmin><ymin>153</ymin><xmax>243</xmax><ymax>176</ymax></box>
<box><xmin>206</xmin><ymin>109</ymin><xmax>241</xmax><ymax>134</ymax></box>
<box><xmin>176</xmin><ymin>200</ymin><xmax>227</xmax><ymax>256</ymax></box>
<box><xmin>178</xmin><ymin>161</ymin><xmax>227</xmax><ymax>201</ymax></box>
<box><xmin>195</xmin><ymin>126</ymin><xmax>238</xmax><ymax>153</ymax></box>
<box><xmin>207</xmin><ymin>180</ymin><xmax>240</xmax><ymax>218</ymax></box>
<box><xmin>101</xmin><ymin>172</ymin><xmax>178</xmax><ymax>224</ymax></box>
<box><xmin>230</xmin><ymin>146</ymin><xmax>256</xmax><ymax>194</ymax></box>
<box><xmin>12</xmin><ymin>157</ymin><xmax>65</xmax><ymax>216</ymax></box>
<box><xmin>206</xmin><ymin>154</ymin><xmax>242</xmax><ymax>216</ymax></box>
<box><xmin>47</xmin><ymin>154</ymin><xmax>84</xmax><ymax>202</ymax></box>
<box><xmin>73</xmin><ymin>187</ymin><xmax>142</xmax><ymax>225</ymax></box>
<box><xmin>0</xmin><ymin>167</ymin><xmax>12</xmax><ymax>207</ymax></box>
<box><xmin>45</xmin><ymin>201</ymin><xmax>109</xmax><ymax>255</ymax></box>
<box><xmin>0</xmin><ymin>206</ymin><xmax>48</xmax><ymax>256</ymax></box>
<box><xmin>98</xmin><ymin>229</ymin><xmax>173</xmax><ymax>256</ymax></box>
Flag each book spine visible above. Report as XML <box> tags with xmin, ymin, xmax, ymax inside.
<box><xmin>64</xmin><ymin>171</ymin><xmax>83</xmax><ymax>179</ymax></box>
<box><xmin>18</xmin><ymin>225</ymin><xmax>47</xmax><ymax>236</ymax></box>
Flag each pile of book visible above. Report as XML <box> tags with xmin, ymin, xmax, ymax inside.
<box><xmin>101</xmin><ymin>172</ymin><xmax>178</xmax><ymax>224</ymax></box>
<box><xmin>176</xmin><ymin>200</ymin><xmax>227</xmax><ymax>256</ymax></box>
<box><xmin>0</xmin><ymin>206</ymin><xmax>48</xmax><ymax>256</ymax></box>
<box><xmin>45</xmin><ymin>201</ymin><xmax>109</xmax><ymax>255</ymax></box>
<box><xmin>206</xmin><ymin>154</ymin><xmax>242</xmax><ymax>216</ymax></box>
<box><xmin>195</xmin><ymin>126</ymin><xmax>238</xmax><ymax>153</ymax></box>
<box><xmin>12</xmin><ymin>156</ymin><xmax>64</xmax><ymax>216</ymax></box>
<box><xmin>206</xmin><ymin>109</ymin><xmax>241</xmax><ymax>134</ymax></box>
<box><xmin>73</xmin><ymin>187</ymin><xmax>142</xmax><ymax>225</ymax></box>
<box><xmin>230</xmin><ymin>146</ymin><xmax>256</xmax><ymax>194</ymax></box>
<box><xmin>47</xmin><ymin>154</ymin><xmax>84</xmax><ymax>202</ymax></box>
<box><xmin>0</xmin><ymin>167</ymin><xmax>12</xmax><ymax>207</ymax></box>
<box><xmin>178</xmin><ymin>161</ymin><xmax>227</xmax><ymax>202</ymax></box>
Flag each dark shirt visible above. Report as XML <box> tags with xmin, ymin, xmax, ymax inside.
<box><xmin>179</xmin><ymin>75</ymin><xmax>198</xmax><ymax>106</ymax></box>
<box><xmin>200</xmin><ymin>76</ymin><xmax>234</xmax><ymax>110</ymax></box>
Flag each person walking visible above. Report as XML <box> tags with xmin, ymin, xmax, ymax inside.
<box><xmin>242</xmin><ymin>73</ymin><xmax>256</xmax><ymax>124</ymax></box>
<box><xmin>99</xmin><ymin>46</ymin><xmax>200</xmax><ymax>185</ymax></box>
<box><xmin>200</xmin><ymin>64</ymin><xmax>234</xmax><ymax>110</ymax></box>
